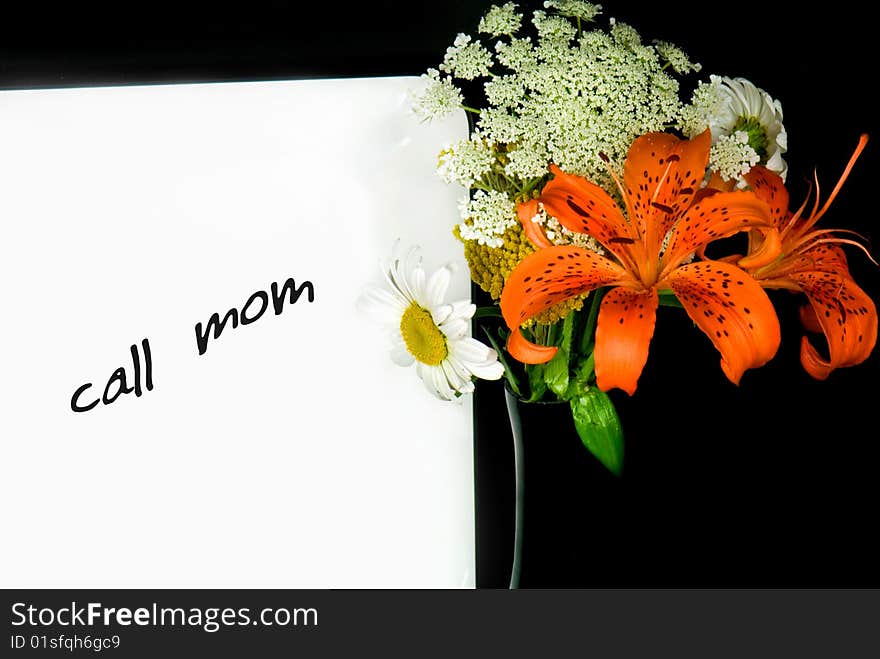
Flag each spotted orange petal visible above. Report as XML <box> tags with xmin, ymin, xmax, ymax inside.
<box><xmin>789</xmin><ymin>269</ymin><xmax>877</xmax><ymax>380</ymax></box>
<box><xmin>500</xmin><ymin>245</ymin><xmax>630</xmax><ymax>364</ymax></box>
<box><xmin>517</xmin><ymin>199</ymin><xmax>554</xmax><ymax>249</ymax></box>
<box><xmin>799</xmin><ymin>304</ymin><xmax>823</xmax><ymax>334</ymax></box>
<box><xmin>659</xmin><ymin>191</ymin><xmax>776</xmax><ymax>277</ymax></box>
<box><xmin>623</xmin><ymin>130</ymin><xmax>710</xmax><ymax>257</ymax></box>
<box><xmin>594</xmin><ymin>287</ymin><xmax>658</xmax><ymax>395</ymax></box>
<box><xmin>743</xmin><ymin>165</ymin><xmax>790</xmax><ymax>231</ymax></box>
<box><xmin>538</xmin><ymin>165</ymin><xmax>641</xmax><ymax>265</ymax></box>
<box><xmin>666</xmin><ymin>260</ymin><xmax>781</xmax><ymax>385</ymax></box>
<box><xmin>759</xmin><ymin>243</ymin><xmax>851</xmax><ymax>282</ymax></box>
<box><xmin>507</xmin><ymin>327</ymin><xmax>559</xmax><ymax>364</ymax></box>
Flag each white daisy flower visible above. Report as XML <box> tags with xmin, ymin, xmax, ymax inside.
<box><xmin>358</xmin><ymin>245</ymin><xmax>505</xmax><ymax>401</ymax></box>
<box><xmin>708</xmin><ymin>75</ymin><xmax>788</xmax><ymax>181</ymax></box>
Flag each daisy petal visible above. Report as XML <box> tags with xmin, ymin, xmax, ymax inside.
<box><xmin>440</xmin><ymin>317</ymin><xmax>469</xmax><ymax>340</ymax></box>
<box><xmin>390</xmin><ymin>341</ymin><xmax>415</xmax><ymax>367</ymax></box>
<box><xmin>426</xmin><ymin>264</ymin><xmax>454</xmax><ymax>307</ymax></box>
<box><xmin>357</xmin><ymin>286</ymin><xmax>407</xmax><ymax>324</ymax></box>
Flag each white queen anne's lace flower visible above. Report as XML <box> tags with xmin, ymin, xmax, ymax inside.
<box><xmin>411</xmin><ymin>69</ymin><xmax>463</xmax><ymax>121</ymax></box>
<box><xmin>710</xmin><ymin>131</ymin><xmax>761</xmax><ymax>181</ymax></box>
<box><xmin>531</xmin><ymin>10</ymin><xmax>577</xmax><ymax>43</ymax></box>
<box><xmin>543</xmin><ymin>0</ymin><xmax>602</xmax><ymax>22</ymax></box>
<box><xmin>358</xmin><ymin>246</ymin><xmax>504</xmax><ymax>401</ymax></box>
<box><xmin>679</xmin><ymin>78</ymin><xmax>726</xmax><ymax>138</ymax></box>
<box><xmin>458</xmin><ymin>190</ymin><xmax>517</xmax><ymax>248</ymax></box>
<box><xmin>437</xmin><ymin>138</ymin><xmax>495</xmax><ymax>188</ymax></box>
<box><xmin>654</xmin><ymin>40</ymin><xmax>701</xmax><ymax>75</ymax></box>
<box><xmin>479</xmin><ymin>2</ymin><xmax>522</xmax><ymax>37</ymax></box>
<box><xmin>495</xmin><ymin>37</ymin><xmax>535</xmax><ymax>73</ymax></box>
<box><xmin>440</xmin><ymin>33</ymin><xmax>494</xmax><ymax>80</ymax></box>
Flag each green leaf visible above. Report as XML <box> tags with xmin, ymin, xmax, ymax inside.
<box><xmin>543</xmin><ymin>312</ymin><xmax>575</xmax><ymax>398</ymax></box>
<box><xmin>570</xmin><ymin>388</ymin><xmax>624</xmax><ymax>476</ymax></box>
<box><xmin>526</xmin><ymin>363</ymin><xmax>547</xmax><ymax>402</ymax></box>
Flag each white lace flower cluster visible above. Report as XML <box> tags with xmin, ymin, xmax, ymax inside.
<box><xmin>479</xmin><ymin>2</ymin><xmax>522</xmax><ymax>37</ymax></box>
<box><xmin>710</xmin><ymin>131</ymin><xmax>761</xmax><ymax>182</ymax></box>
<box><xmin>543</xmin><ymin>0</ymin><xmax>603</xmax><ymax>22</ymax></box>
<box><xmin>437</xmin><ymin>139</ymin><xmax>495</xmax><ymax>187</ymax></box>
<box><xmin>440</xmin><ymin>33</ymin><xmax>493</xmax><ymax>81</ymax></box>
<box><xmin>654</xmin><ymin>41</ymin><xmax>701</xmax><ymax>75</ymax></box>
<box><xmin>528</xmin><ymin>204</ymin><xmax>605</xmax><ymax>253</ymax></box>
<box><xmin>418</xmin><ymin>4</ymin><xmax>694</xmax><ymax>202</ymax></box>
<box><xmin>411</xmin><ymin>69</ymin><xmax>465</xmax><ymax>122</ymax></box>
<box><xmin>458</xmin><ymin>190</ymin><xmax>517</xmax><ymax>248</ymax></box>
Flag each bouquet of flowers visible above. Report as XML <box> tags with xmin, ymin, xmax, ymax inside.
<box><xmin>362</xmin><ymin>0</ymin><xmax>876</xmax><ymax>476</ymax></box>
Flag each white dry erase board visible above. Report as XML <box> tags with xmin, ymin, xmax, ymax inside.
<box><xmin>0</xmin><ymin>77</ymin><xmax>474</xmax><ymax>587</ymax></box>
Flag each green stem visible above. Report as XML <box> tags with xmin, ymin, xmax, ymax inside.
<box><xmin>461</xmin><ymin>105</ymin><xmax>482</xmax><ymax>114</ymax></box>
<box><xmin>482</xmin><ymin>328</ymin><xmax>521</xmax><ymax>397</ymax></box>
<box><xmin>580</xmin><ymin>351</ymin><xmax>595</xmax><ymax>382</ymax></box>
<box><xmin>579</xmin><ymin>287</ymin><xmax>606</xmax><ymax>355</ymax></box>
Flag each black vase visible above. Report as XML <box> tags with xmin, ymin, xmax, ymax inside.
<box><xmin>503</xmin><ymin>385</ymin><xmax>622</xmax><ymax>588</ymax></box>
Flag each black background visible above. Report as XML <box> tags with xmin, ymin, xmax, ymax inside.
<box><xmin>2</xmin><ymin>1</ymin><xmax>877</xmax><ymax>588</ymax></box>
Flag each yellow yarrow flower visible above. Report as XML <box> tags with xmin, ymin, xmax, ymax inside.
<box><xmin>455</xmin><ymin>223</ymin><xmax>586</xmax><ymax>324</ymax></box>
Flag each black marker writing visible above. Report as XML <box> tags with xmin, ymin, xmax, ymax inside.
<box><xmin>71</xmin><ymin>339</ymin><xmax>153</xmax><ymax>413</ymax></box>
<box><xmin>194</xmin><ymin>277</ymin><xmax>314</xmax><ymax>355</ymax></box>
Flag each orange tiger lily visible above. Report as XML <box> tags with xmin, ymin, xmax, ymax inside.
<box><xmin>741</xmin><ymin>135</ymin><xmax>877</xmax><ymax>380</ymax></box>
<box><xmin>500</xmin><ymin>130</ymin><xmax>782</xmax><ymax>395</ymax></box>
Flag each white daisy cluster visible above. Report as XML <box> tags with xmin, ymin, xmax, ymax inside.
<box><xmin>458</xmin><ymin>190</ymin><xmax>518</xmax><ymax>248</ymax></box>
<box><xmin>440</xmin><ymin>33</ymin><xmax>493</xmax><ymax>81</ymax></box>
<box><xmin>478</xmin><ymin>2</ymin><xmax>522</xmax><ymax>37</ymax></box>
<box><xmin>710</xmin><ymin>131</ymin><xmax>761</xmax><ymax>182</ymax></box>
<box><xmin>411</xmin><ymin>68</ymin><xmax>464</xmax><ymax>122</ymax></box>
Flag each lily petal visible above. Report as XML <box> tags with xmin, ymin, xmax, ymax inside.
<box><xmin>660</xmin><ymin>191</ymin><xmax>776</xmax><ymax>277</ymax></box>
<box><xmin>667</xmin><ymin>260</ymin><xmax>781</xmax><ymax>385</ymax></box>
<box><xmin>538</xmin><ymin>165</ymin><xmax>641</xmax><ymax>265</ymax></box>
<box><xmin>624</xmin><ymin>130</ymin><xmax>710</xmax><ymax>256</ymax></box>
<box><xmin>743</xmin><ymin>165</ymin><xmax>790</xmax><ymax>231</ymax></box>
<box><xmin>501</xmin><ymin>245</ymin><xmax>629</xmax><ymax>331</ymax></box>
<box><xmin>790</xmin><ymin>269</ymin><xmax>877</xmax><ymax>380</ymax></box>
<box><xmin>595</xmin><ymin>287</ymin><xmax>659</xmax><ymax>395</ymax></box>
<box><xmin>517</xmin><ymin>199</ymin><xmax>554</xmax><ymax>249</ymax></box>
<box><xmin>737</xmin><ymin>227</ymin><xmax>782</xmax><ymax>271</ymax></box>
<box><xmin>507</xmin><ymin>327</ymin><xmax>559</xmax><ymax>364</ymax></box>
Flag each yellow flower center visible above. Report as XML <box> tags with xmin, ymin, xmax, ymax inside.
<box><xmin>400</xmin><ymin>303</ymin><xmax>448</xmax><ymax>366</ymax></box>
